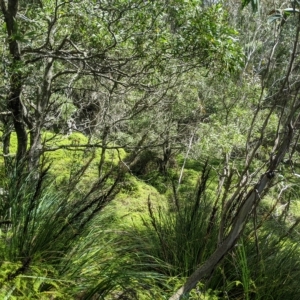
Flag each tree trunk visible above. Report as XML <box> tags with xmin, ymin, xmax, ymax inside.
<box><xmin>2</xmin><ymin>120</ymin><xmax>13</xmax><ymax>173</ymax></box>
<box><xmin>27</xmin><ymin>58</ymin><xmax>54</xmax><ymax>170</ymax></box>
<box><xmin>1</xmin><ymin>0</ymin><xmax>28</xmax><ymax>165</ymax></box>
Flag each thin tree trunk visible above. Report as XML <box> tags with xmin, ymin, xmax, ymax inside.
<box><xmin>27</xmin><ymin>58</ymin><xmax>54</xmax><ymax>170</ymax></box>
<box><xmin>2</xmin><ymin>120</ymin><xmax>12</xmax><ymax>173</ymax></box>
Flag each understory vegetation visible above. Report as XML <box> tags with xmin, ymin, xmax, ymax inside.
<box><xmin>1</xmin><ymin>0</ymin><xmax>300</xmax><ymax>299</ymax></box>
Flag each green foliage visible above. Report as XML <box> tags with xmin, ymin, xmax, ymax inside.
<box><xmin>2</xmin><ymin>0</ymin><xmax>300</xmax><ymax>299</ymax></box>
<box><xmin>242</xmin><ymin>0</ymin><xmax>260</xmax><ymax>12</ymax></box>
<box><xmin>105</xmin><ymin>174</ymin><xmax>168</xmax><ymax>227</ymax></box>
<box><xmin>121</xmin><ymin>164</ymin><xmax>219</xmax><ymax>282</ymax></box>
<box><xmin>116</xmin><ymin>154</ymin><xmax>300</xmax><ymax>299</ymax></box>
<box><xmin>166</xmin><ymin>2</ymin><xmax>244</xmax><ymax>73</ymax></box>
<box><xmin>0</xmin><ymin>164</ymin><xmax>167</xmax><ymax>299</ymax></box>
<box><xmin>210</xmin><ymin>231</ymin><xmax>300</xmax><ymax>300</ymax></box>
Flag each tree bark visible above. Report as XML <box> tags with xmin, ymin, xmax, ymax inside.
<box><xmin>1</xmin><ymin>0</ymin><xmax>28</xmax><ymax>165</ymax></box>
